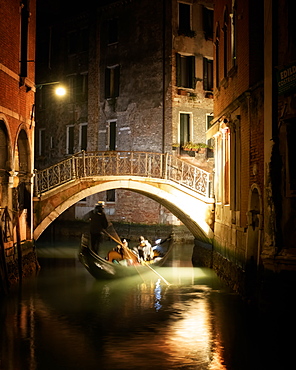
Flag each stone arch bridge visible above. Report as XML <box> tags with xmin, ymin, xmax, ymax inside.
<box><xmin>33</xmin><ymin>151</ymin><xmax>215</xmax><ymax>243</ymax></box>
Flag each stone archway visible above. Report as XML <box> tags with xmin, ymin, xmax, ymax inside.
<box><xmin>15</xmin><ymin>129</ymin><xmax>32</xmax><ymax>240</ymax></box>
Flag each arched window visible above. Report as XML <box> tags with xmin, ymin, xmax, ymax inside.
<box><xmin>0</xmin><ymin>120</ymin><xmax>9</xmax><ymax>176</ymax></box>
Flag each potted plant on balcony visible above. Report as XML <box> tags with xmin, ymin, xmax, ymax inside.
<box><xmin>182</xmin><ymin>142</ymin><xmax>208</xmax><ymax>152</ymax></box>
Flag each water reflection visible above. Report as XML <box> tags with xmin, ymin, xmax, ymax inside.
<box><xmin>1</xmin><ymin>240</ymin><xmax>286</xmax><ymax>370</ymax></box>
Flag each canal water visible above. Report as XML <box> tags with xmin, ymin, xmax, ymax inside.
<box><xmin>0</xmin><ymin>239</ymin><xmax>292</xmax><ymax>370</ymax></box>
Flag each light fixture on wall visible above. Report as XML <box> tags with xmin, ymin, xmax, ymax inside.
<box><xmin>35</xmin><ymin>81</ymin><xmax>66</xmax><ymax>96</ymax></box>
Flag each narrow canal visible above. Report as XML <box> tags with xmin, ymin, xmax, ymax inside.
<box><xmin>0</xmin><ymin>238</ymin><xmax>291</xmax><ymax>370</ymax></box>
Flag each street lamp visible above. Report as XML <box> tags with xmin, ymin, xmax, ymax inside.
<box><xmin>35</xmin><ymin>81</ymin><xmax>66</xmax><ymax>96</ymax></box>
<box><xmin>30</xmin><ymin>81</ymin><xmax>67</xmax><ymax>127</ymax></box>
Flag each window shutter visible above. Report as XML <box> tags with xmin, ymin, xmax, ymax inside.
<box><xmin>203</xmin><ymin>58</ymin><xmax>208</xmax><ymax>90</ymax></box>
<box><xmin>114</xmin><ymin>66</ymin><xmax>120</xmax><ymax>97</ymax></box>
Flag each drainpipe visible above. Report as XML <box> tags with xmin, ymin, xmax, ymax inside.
<box><xmin>162</xmin><ymin>0</ymin><xmax>166</xmax><ymax>154</ymax></box>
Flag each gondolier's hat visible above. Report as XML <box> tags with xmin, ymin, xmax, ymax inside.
<box><xmin>94</xmin><ymin>201</ymin><xmax>105</xmax><ymax>211</ymax></box>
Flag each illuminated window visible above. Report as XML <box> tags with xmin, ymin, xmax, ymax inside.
<box><xmin>180</xmin><ymin>113</ymin><xmax>191</xmax><ymax>149</ymax></box>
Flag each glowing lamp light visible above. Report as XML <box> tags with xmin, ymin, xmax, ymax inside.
<box><xmin>36</xmin><ymin>81</ymin><xmax>67</xmax><ymax>97</ymax></box>
<box><xmin>55</xmin><ymin>86</ymin><xmax>66</xmax><ymax>96</ymax></box>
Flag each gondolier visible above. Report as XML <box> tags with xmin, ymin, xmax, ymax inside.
<box><xmin>84</xmin><ymin>201</ymin><xmax>109</xmax><ymax>254</ymax></box>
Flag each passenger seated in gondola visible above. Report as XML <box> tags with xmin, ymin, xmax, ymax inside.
<box><xmin>106</xmin><ymin>238</ymin><xmax>127</xmax><ymax>262</ymax></box>
<box><xmin>107</xmin><ymin>239</ymin><xmax>138</xmax><ymax>265</ymax></box>
<box><xmin>134</xmin><ymin>236</ymin><xmax>154</xmax><ymax>261</ymax></box>
<box><xmin>152</xmin><ymin>234</ymin><xmax>172</xmax><ymax>258</ymax></box>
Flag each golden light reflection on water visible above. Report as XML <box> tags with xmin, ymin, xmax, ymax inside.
<box><xmin>99</xmin><ymin>267</ymin><xmax>228</xmax><ymax>369</ymax></box>
<box><xmin>1</xmin><ymin>246</ymin><xmax>231</xmax><ymax>370</ymax></box>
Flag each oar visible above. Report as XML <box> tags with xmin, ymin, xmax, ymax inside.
<box><xmin>103</xmin><ymin>228</ymin><xmax>147</xmax><ymax>282</ymax></box>
<box><xmin>142</xmin><ymin>260</ymin><xmax>171</xmax><ymax>286</ymax></box>
<box><xmin>103</xmin><ymin>228</ymin><xmax>123</xmax><ymax>246</ymax></box>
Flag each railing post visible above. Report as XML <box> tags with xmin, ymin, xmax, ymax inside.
<box><xmin>148</xmin><ymin>155</ymin><xmax>151</xmax><ymax>177</ymax></box>
<box><xmin>116</xmin><ymin>151</ymin><xmax>119</xmax><ymax>175</ymax></box>
<box><xmin>72</xmin><ymin>156</ymin><xmax>76</xmax><ymax>179</ymax></box>
<box><xmin>193</xmin><ymin>167</ymin><xmax>197</xmax><ymax>190</ymax></box>
<box><xmin>82</xmin><ymin>150</ymin><xmax>86</xmax><ymax>177</ymax></box>
<box><xmin>46</xmin><ymin>168</ymin><xmax>50</xmax><ymax>191</ymax></box>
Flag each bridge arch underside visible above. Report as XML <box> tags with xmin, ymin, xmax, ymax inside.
<box><xmin>33</xmin><ymin>177</ymin><xmax>214</xmax><ymax>243</ymax></box>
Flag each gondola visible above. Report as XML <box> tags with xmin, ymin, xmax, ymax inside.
<box><xmin>78</xmin><ymin>233</ymin><xmax>173</xmax><ymax>280</ymax></box>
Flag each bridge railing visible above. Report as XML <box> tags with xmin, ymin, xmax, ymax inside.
<box><xmin>34</xmin><ymin>151</ymin><xmax>212</xmax><ymax>198</ymax></box>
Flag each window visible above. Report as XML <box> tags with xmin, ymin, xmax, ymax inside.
<box><xmin>108</xmin><ymin>18</ymin><xmax>118</xmax><ymax>44</ymax></box>
<box><xmin>81</xmin><ymin>28</ymin><xmax>89</xmax><ymax>52</ymax></box>
<box><xmin>203</xmin><ymin>58</ymin><xmax>213</xmax><ymax>91</ymax></box>
<box><xmin>176</xmin><ymin>53</ymin><xmax>195</xmax><ymax>89</ymax></box>
<box><xmin>202</xmin><ymin>6</ymin><xmax>213</xmax><ymax>40</ymax></box>
<box><xmin>79</xmin><ymin>123</ymin><xmax>87</xmax><ymax>151</ymax></box>
<box><xmin>66</xmin><ymin>125</ymin><xmax>74</xmax><ymax>154</ymax></box>
<box><xmin>105</xmin><ymin>65</ymin><xmax>120</xmax><ymax>98</ymax></box>
<box><xmin>108</xmin><ymin>121</ymin><xmax>116</xmax><ymax>150</ymax></box>
<box><xmin>178</xmin><ymin>2</ymin><xmax>191</xmax><ymax>35</ymax></box>
<box><xmin>67</xmin><ymin>76</ymin><xmax>75</xmax><ymax>102</ymax></box>
<box><xmin>215</xmin><ymin>26</ymin><xmax>220</xmax><ymax>88</ymax></box>
<box><xmin>68</xmin><ymin>28</ymin><xmax>89</xmax><ymax>54</ymax></box>
<box><xmin>68</xmin><ymin>31</ymin><xmax>78</xmax><ymax>54</ymax></box>
<box><xmin>223</xmin><ymin>9</ymin><xmax>229</xmax><ymax>78</ymax></box>
<box><xmin>76</xmin><ymin>74</ymin><xmax>88</xmax><ymax>101</ymax></box>
<box><xmin>206</xmin><ymin>114</ymin><xmax>214</xmax><ymax>130</ymax></box>
<box><xmin>179</xmin><ymin>113</ymin><xmax>191</xmax><ymax>148</ymax></box>
<box><xmin>38</xmin><ymin>129</ymin><xmax>45</xmax><ymax>157</ymax></box>
<box><xmin>106</xmin><ymin>189</ymin><xmax>116</xmax><ymax>202</ymax></box>
<box><xmin>230</xmin><ymin>4</ymin><xmax>237</xmax><ymax>67</ymax></box>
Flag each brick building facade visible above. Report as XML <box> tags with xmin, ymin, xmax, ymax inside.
<box><xmin>197</xmin><ymin>0</ymin><xmax>296</xmax><ymax>298</ymax></box>
<box><xmin>35</xmin><ymin>0</ymin><xmax>214</xmax><ymax>226</ymax></box>
<box><xmin>205</xmin><ymin>0</ymin><xmax>264</xmax><ymax>272</ymax></box>
<box><xmin>0</xmin><ymin>0</ymin><xmax>38</xmax><ymax>292</ymax></box>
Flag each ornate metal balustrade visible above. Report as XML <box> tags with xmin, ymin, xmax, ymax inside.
<box><xmin>34</xmin><ymin>151</ymin><xmax>212</xmax><ymax>198</ymax></box>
